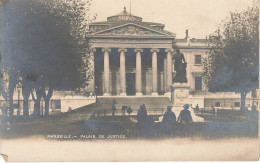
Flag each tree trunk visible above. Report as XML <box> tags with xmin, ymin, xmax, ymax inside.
<box><xmin>44</xmin><ymin>100</ymin><xmax>50</xmax><ymax>116</ymax></box>
<box><xmin>22</xmin><ymin>88</ymin><xmax>30</xmax><ymax>117</ymax></box>
<box><xmin>43</xmin><ymin>88</ymin><xmax>53</xmax><ymax>116</ymax></box>
<box><xmin>34</xmin><ymin>100</ymin><xmax>41</xmax><ymax>117</ymax></box>
<box><xmin>240</xmin><ymin>92</ymin><xmax>247</xmax><ymax>111</ymax></box>
<box><xmin>8</xmin><ymin>81</ymin><xmax>15</xmax><ymax>117</ymax></box>
<box><xmin>8</xmin><ymin>89</ymin><xmax>14</xmax><ymax>116</ymax></box>
<box><xmin>23</xmin><ymin>96</ymin><xmax>29</xmax><ymax>117</ymax></box>
<box><xmin>31</xmin><ymin>87</ymin><xmax>44</xmax><ymax>118</ymax></box>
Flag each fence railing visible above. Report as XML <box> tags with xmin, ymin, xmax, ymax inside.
<box><xmin>197</xmin><ymin>108</ymin><xmax>247</xmax><ymax>117</ymax></box>
<box><xmin>94</xmin><ymin>108</ymin><xmax>165</xmax><ymax>118</ymax></box>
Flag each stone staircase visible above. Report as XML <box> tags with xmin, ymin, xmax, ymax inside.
<box><xmin>96</xmin><ymin>96</ymin><xmax>172</xmax><ymax>110</ymax></box>
<box><xmin>74</xmin><ymin>96</ymin><xmax>203</xmax><ymax>122</ymax></box>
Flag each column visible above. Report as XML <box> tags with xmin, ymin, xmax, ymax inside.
<box><xmin>165</xmin><ymin>48</ymin><xmax>174</xmax><ymax>93</ymax></box>
<box><xmin>134</xmin><ymin>48</ymin><xmax>143</xmax><ymax>96</ymax></box>
<box><xmin>118</xmin><ymin>48</ymin><xmax>127</xmax><ymax>96</ymax></box>
<box><xmin>151</xmin><ymin>48</ymin><xmax>159</xmax><ymax>95</ymax></box>
<box><xmin>102</xmin><ymin>48</ymin><xmax>111</xmax><ymax>96</ymax></box>
<box><xmin>89</xmin><ymin>48</ymin><xmax>96</xmax><ymax>92</ymax></box>
<box><xmin>163</xmin><ymin>56</ymin><xmax>167</xmax><ymax>92</ymax></box>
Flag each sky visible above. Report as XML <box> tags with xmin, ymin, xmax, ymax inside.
<box><xmin>91</xmin><ymin>0</ymin><xmax>254</xmax><ymax>39</ymax></box>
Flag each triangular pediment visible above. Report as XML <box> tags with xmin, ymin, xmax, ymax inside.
<box><xmin>92</xmin><ymin>23</ymin><xmax>172</xmax><ymax>37</ymax></box>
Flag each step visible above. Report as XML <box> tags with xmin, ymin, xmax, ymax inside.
<box><xmin>97</xmin><ymin>97</ymin><xmax>171</xmax><ymax>104</ymax></box>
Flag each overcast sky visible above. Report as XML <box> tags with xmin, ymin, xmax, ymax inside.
<box><xmin>91</xmin><ymin>0</ymin><xmax>254</xmax><ymax>39</ymax></box>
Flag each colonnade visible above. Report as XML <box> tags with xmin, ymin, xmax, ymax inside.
<box><xmin>91</xmin><ymin>48</ymin><xmax>174</xmax><ymax>96</ymax></box>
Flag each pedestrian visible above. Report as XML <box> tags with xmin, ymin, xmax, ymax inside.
<box><xmin>112</xmin><ymin>98</ymin><xmax>117</xmax><ymax>116</ymax></box>
<box><xmin>195</xmin><ymin>104</ymin><xmax>199</xmax><ymax>114</ymax></box>
<box><xmin>162</xmin><ymin>106</ymin><xmax>176</xmax><ymax>136</ymax></box>
<box><xmin>137</xmin><ymin>104</ymin><xmax>147</xmax><ymax>136</ymax></box>
<box><xmin>127</xmin><ymin>106</ymin><xmax>133</xmax><ymax>116</ymax></box>
<box><xmin>68</xmin><ymin>107</ymin><xmax>72</xmax><ymax>114</ymax></box>
<box><xmin>178</xmin><ymin>104</ymin><xmax>193</xmax><ymax>136</ymax></box>
<box><xmin>137</xmin><ymin>104</ymin><xmax>147</xmax><ymax>123</ymax></box>
<box><xmin>121</xmin><ymin>106</ymin><xmax>127</xmax><ymax>115</ymax></box>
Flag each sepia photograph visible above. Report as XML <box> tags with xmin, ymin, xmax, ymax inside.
<box><xmin>0</xmin><ymin>0</ymin><xmax>259</xmax><ymax>161</ymax></box>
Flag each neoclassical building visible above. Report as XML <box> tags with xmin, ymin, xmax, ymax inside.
<box><xmin>85</xmin><ymin>7</ymin><xmax>258</xmax><ymax>109</ymax></box>
<box><xmin>0</xmin><ymin>7</ymin><xmax>257</xmax><ymax>115</ymax></box>
<box><xmin>88</xmin><ymin>8</ymin><xmax>175</xmax><ymax>97</ymax></box>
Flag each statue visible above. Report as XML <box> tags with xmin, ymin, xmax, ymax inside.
<box><xmin>172</xmin><ymin>48</ymin><xmax>187</xmax><ymax>83</ymax></box>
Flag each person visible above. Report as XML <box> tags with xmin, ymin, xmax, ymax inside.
<box><xmin>212</xmin><ymin>107</ymin><xmax>216</xmax><ymax>116</ymax></box>
<box><xmin>137</xmin><ymin>104</ymin><xmax>147</xmax><ymax>136</ymax></box>
<box><xmin>68</xmin><ymin>107</ymin><xmax>72</xmax><ymax>114</ymax></box>
<box><xmin>195</xmin><ymin>104</ymin><xmax>199</xmax><ymax>114</ymax></box>
<box><xmin>162</xmin><ymin>106</ymin><xmax>176</xmax><ymax>136</ymax></box>
<box><xmin>178</xmin><ymin>104</ymin><xmax>193</xmax><ymax>123</ymax></box>
<box><xmin>137</xmin><ymin>104</ymin><xmax>147</xmax><ymax>123</ymax></box>
<box><xmin>121</xmin><ymin>105</ymin><xmax>127</xmax><ymax>115</ymax></box>
<box><xmin>178</xmin><ymin>104</ymin><xmax>193</xmax><ymax>136</ymax></box>
<box><xmin>112</xmin><ymin>98</ymin><xmax>117</xmax><ymax>116</ymax></box>
<box><xmin>127</xmin><ymin>106</ymin><xmax>133</xmax><ymax>116</ymax></box>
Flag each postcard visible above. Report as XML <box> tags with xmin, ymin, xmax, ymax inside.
<box><xmin>0</xmin><ymin>0</ymin><xmax>259</xmax><ymax>161</ymax></box>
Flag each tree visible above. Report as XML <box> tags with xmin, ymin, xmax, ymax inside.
<box><xmin>1</xmin><ymin>0</ymin><xmax>96</xmax><ymax>117</ymax></box>
<box><xmin>203</xmin><ymin>2</ymin><xmax>259</xmax><ymax>111</ymax></box>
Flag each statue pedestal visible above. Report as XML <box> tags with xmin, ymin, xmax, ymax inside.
<box><xmin>170</xmin><ymin>84</ymin><xmax>204</xmax><ymax>122</ymax></box>
<box><xmin>171</xmin><ymin>84</ymin><xmax>190</xmax><ymax>107</ymax></box>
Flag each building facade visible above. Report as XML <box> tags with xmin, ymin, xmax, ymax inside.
<box><xmin>0</xmin><ymin>8</ymin><xmax>258</xmax><ymax>115</ymax></box>
<box><xmin>86</xmin><ymin>8</ymin><xmax>258</xmax><ymax>109</ymax></box>
<box><xmin>88</xmin><ymin>8</ymin><xmax>175</xmax><ymax>97</ymax></box>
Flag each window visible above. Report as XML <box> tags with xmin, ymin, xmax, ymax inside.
<box><xmin>215</xmin><ymin>102</ymin><xmax>221</xmax><ymax>107</ymax></box>
<box><xmin>234</xmin><ymin>102</ymin><xmax>240</xmax><ymax>107</ymax></box>
<box><xmin>195</xmin><ymin>55</ymin><xmax>202</xmax><ymax>65</ymax></box>
<box><xmin>53</xmin><ymin>100</ymin><xmax>61</xmax><ymax>110</ymax></box>
<box><xmin>195</xmin><ymin>76</ymin><xmax>202</xmax><ymax>91</ymax></box>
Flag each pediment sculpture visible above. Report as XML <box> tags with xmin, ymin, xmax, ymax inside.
<box><xmin>96</xmin><ymin>24</ymin><xmax>164</xmax><ymax>36</ymax></box>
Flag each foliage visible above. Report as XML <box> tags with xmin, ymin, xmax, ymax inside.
<box><xmin>1</xmin><ymin>0</ymin><xmax>96</xmax><ymax>116</ymax></box>
<box><xmin>203</xmin><ymin>2</ymin><xmax>259</xmax><ymax>110</ymax></box>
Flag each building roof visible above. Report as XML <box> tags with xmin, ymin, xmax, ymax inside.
<box><xmin>175</xmin><ymin>38</ymin><xmax>207</xmax><ymax>44</ymax></box>
<box><xmin>89</xmin><ymin>7</ymin><xmax>174</xmax><ymax>37</ymax></box>
<box><xmin>89</xmin><ymin>7</ymin><xmax>210</xmax><ymax>49</ymax></box>
<box><xmin>109</xmin><ymin>7</ymin><xmax>140</xmax><ymax>18</ymax></box>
